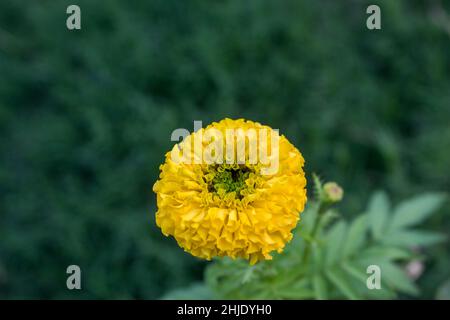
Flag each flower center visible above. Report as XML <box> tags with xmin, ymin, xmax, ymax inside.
<box><xmin>206</xmin><ymin>165</ymin><xmax>253</xmax><ymax>200</ymax></box>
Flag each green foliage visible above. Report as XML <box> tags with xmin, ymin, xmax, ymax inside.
<box><xmin>191</xmin><ymin>189</ymin><xmax>447</xmax><ymax>300</ymax></box>
<box><xmin>390</xmin><ymin>193</ymin><xmax>446</xmax><ymax>229</ymax></box>
<box><xmin>1</xmin><ymin>0</ymin><xmax>450</xmax><ymax>298</ymax></box>
<box><xmin>436</xmin><ymin>279</ymin><xmax>450</xmax><ymax>300</ymax></box>
<box><xmin>161</xmin><ymin>283</ymin><xmax>214</xmax><ymax>300</ymax></box>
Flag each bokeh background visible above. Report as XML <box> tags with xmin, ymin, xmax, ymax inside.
<box><xmin>0</xmin><ymin>0</ymin><xmax>449</xmax><ymax>299</ymax></box>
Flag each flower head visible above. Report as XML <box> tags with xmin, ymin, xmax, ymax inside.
<box><xmin>153</xmin><ymin>118</ymin><xmax>307</xmax><ymax>264</ymax></box>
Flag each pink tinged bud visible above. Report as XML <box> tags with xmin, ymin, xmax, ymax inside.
<box><xmin>405</xmin><ymin>260</ymin><xmax>424</xmax><ymax>280</ymax></box>
<box><xmin>323</xmin><ymin>182</ymin><xmax>344</xmax><ymax>202</ymax></box>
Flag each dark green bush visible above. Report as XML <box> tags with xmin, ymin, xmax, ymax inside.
<box><xmin>0</xmin><ymin>0</ymin><xmax>449</xmax><ymax>298</ymax></box>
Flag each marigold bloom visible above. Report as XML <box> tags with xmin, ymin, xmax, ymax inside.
<box><xmin>153</xmin><ymin>118</ymin><xmax>307</xmax><ymax>264</ymax></box>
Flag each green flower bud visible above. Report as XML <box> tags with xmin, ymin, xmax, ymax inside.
<box><xmin>323</xmin><ymin>182</ymin><xmax>344</xmax><ymax>203</ymax></box>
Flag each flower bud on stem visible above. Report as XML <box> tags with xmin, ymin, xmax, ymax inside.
<box><xmin>302</xmin><ymin>176</ymin><xmax>343</xmax><ymax>264</ymax></box>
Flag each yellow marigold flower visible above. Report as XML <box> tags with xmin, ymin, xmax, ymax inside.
<box><xmin>153</xmin><ymin>118</ymin><xmax>307</xmax><ymax>264</ymax></box>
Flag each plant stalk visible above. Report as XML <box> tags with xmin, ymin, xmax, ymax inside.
<box><xmin>302</xmin><ymin>201</ymin><xmax>329</xmax><ymax>263</ymax></box>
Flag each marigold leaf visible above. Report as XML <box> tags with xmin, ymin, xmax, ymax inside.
<box><xmin>358</xmin><ymin>246</ymin><xmax>412</xmax><ymax>261</ymax></box>
<box><xmin>161</xmin><ymin>283</ymin><xmax>214</xmax><ymax>300</ymax></box>
<box><xmin>390</xmin><ymin>193</ymin><xmax>446</xmax><ymax>230</ymax></box>
<box><xmin>346</xmin><ymin>261</ymin><xmax>397</xmax><ymax>299</ymax></box>
<box><xmin>312</xmin><ymin>173</ymin><xmax>323</xmax><ymax>200</ymax></box>
<box><xmin>341</xmin><ymin>262</ymin><xmax>367</xmax><ymax>283</ymax></box>
<box><xmin>313</xmin><ymin>274</ymin><xmax>328</xmax><ymax>300</ymax></box>
<box><xmin>325</xmin><ymin>269</ymin><xmax>360</xmax><ymax>300</ymax></box>
<box><xmin>277</xmin><ymin>284</ymin><xmax>315</xmax><ymax>299</ymax></box>
<box><xmin>325</xmin><ymin>221</ymin><xmax>347</xmax><ymax>266</ymax></box>
<box><xmin>367</xmin><ymin>191</ymin><xmax>390</xmax><ymax>240</ymax></box>
<box><xmin>435</xmin><ymin>278</ymin><xmax>450</xmax><ymax>300</ymax></box>
<box><xmin>378</xmin><ymin>261</ymin><xmax>420</xmax><ymax>296</ymax></box>
<box><xmin>312</xmin><ymin>242</ymin><xmax>324</xmax><ymax>269</ymax></box>
<box><xmin>381</xmin><ymin>230</ymin><xmax>446</xmax><ymax>247</ymax></box>
<box><xmin>342</xmin><ymin>214</ymin><xmax>368</xmax><ymax>258</ymax></box>
<box><xmin>299</xmin><ymin>206</ymin><xmax>318</xmax><ymax>235</ymax></box>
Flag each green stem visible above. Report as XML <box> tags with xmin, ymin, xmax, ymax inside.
<box><xmin>302</xmin><ymin>202</ymin><xmax>329</xmax><ymax>263</ymax></box>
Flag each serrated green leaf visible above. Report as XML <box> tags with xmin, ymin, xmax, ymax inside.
<box><xmin>325</xmin><ymin>269</ymin><xmax>360</xmax><ymax>299</ymax></box>
<box><xmin>241</xmin><ymin>266</ymin><xmax>256</xmax><ymax>284</ymax></box>
<box><xmin>390</xmin><ymin>193</ymin><xmax>446</xmax><ymax>230</ymax></box>
<box><xmin>313</xmin><ymin>274</ymin><xmax>328</xmax><ymax>300</ymax></box>
<box><xmin>436</xmin><ymin>278</ymin><xmax>450</xmax><ymax>300</ymax></box>
<box><xmin>299</xmin><ymin>206</ymin><xmax>318</xmax><ymax>234</ymax></box>
<box><xmin>205</xmin><ymin>260</ymin><xmax>250</xmax><ymax>297</ymax></box>
<box><xmin>382</xmin><ymin>230</ymin><xmax>446</xmax><ymax>247</ymax></box>
<box><xmin>312</xmin><ymin>173</ymin><xmax>323</xmax><ymax>199</ymax></box>
<box><xmin>378</xmin><ymin>261</ymin><xmax>419</xmax><ymax>296</ymax></box>
<box><xmin>161</xmin><ymin>283</ymin><xmax>213</xmax><ymax>300</ymax></box>
<box><xmin>365</xmin><ymin>286</ymin><xmax>397</xmax><ymax>300</ymax></box>
<box><xmin>325</xmin><ymin>221</ymin><xmax>347</xmax><ymax>266</ymax></box>
<box><xmin>342</xmin><ymin>214</ymin><xmax>368</xmax><ymax>258</ymax></box>
<box><xmin>359</xmin><ymin>246</ymin><xmax>412</xmax><ymax>261</ymax></box>
<box><xmin>342</xmin><ymin>262</ymin><xmax>367</xmax><ymax>283</ymax></box>
<box><xmin>277</xmin><ymin>287</ymin><xmax>315</xmax><ymax>299</ymax></box>
<box><xmin>347</xmin><ymin>260</ymin><xmax>398</xmax><ymax>300</ymax></box>
<box><xmin>341</xmin><ymin>262</ymin><xmax>395</xmax><ymax>299</ymax></box>
<box><xmin>367</xmin><ymin>191</ymin><xmax>390</xmax><ymax>240</ymax></box>
<box><xmin>319</xmin><ymin>209</ymin><xmax>339</xmax><ymax>231</ymax></box>
<box><xmin>312</xmin><ymin>241</ymin><xmax>324</xmax><ymax>269</ymax></box>
<box><xmin>250</xmin><ymin>287</ymin><xmax>272</xmax><ymax>299</ymax></box>
<box><xmin>275</xmin><ymin>271</ymin><xmax>308</xmax><ymax>288</ymax></box>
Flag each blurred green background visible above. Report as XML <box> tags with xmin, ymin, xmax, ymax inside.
<box><xmin>0</xmin><ymin>0</ymin><xmax>449</xmax><ymax>299</ymax></box>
